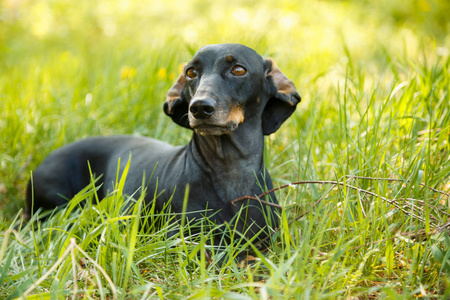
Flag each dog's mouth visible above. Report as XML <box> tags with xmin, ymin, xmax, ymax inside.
<box><xmin>189</xmin><ymin>107</ymin><xmax>244</xmax><ymax>135</ymax></box>
<box><xmin>191</xmin><ymin>123</ymin><xmax>238</xmax><ymax>135</ymax></box>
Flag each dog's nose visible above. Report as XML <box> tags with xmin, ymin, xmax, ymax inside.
<box><xmin>189</xmin><ymin>98</ymin><xmax>216</xmax><ymax>119</ymax></box>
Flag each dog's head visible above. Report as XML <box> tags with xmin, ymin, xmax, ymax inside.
<box><xmin>164</xmin><ymin>44</ymin><xmax>301</xmax><ymax>135</ymax></box>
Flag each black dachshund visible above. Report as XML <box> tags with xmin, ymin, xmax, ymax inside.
<box><xmin>26</xmin><ymin>44</ymin><xmax>300</xmax><ymax>246</ymax></box>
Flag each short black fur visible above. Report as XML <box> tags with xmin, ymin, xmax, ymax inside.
<box><xmin>26</xmin><ymin>43</ymin><xmax>301</xmax><ymax>251</ymax></box>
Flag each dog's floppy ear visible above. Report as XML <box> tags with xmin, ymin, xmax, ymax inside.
<box><xmin>262</xmin><ymin>58</ymin><xmax>301</xmax><ymax>135</ymax></box>
<box><xmin>164</xmin><ymin>71</ymin><xmax>192</xmax><ymax>129</ymax></box>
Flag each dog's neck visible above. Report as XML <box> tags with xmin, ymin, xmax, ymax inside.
<box><xmin>188</xmin><ymin>119</ymin><xmax>266</xmax><ymax>200</ymax></box>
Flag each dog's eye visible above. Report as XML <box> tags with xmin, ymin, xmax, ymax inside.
<box><xmin>231</xmin><ymin>65</ymin><xmax>247</xmax><ymax>76</ymax></box>
<box><xmin>186</xmin><ymin>67</ymin><xmax>198</xmax><ymax>79</ymax></box>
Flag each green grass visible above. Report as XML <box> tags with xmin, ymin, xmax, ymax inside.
<box><xmin>1</xmin><ymin>0</ymin><xmax>450</xmax><ymax>298</ymax></box>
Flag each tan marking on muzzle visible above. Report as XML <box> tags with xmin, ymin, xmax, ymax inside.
<box><xmin>227</xmin><ymin>105</ymin><xmax>245</xmax><ymax>124</ymax></box>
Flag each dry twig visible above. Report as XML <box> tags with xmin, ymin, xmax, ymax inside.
<box><xmin>230</xmin><ymin>175</ymin><xmax>450</xmax><ymax>249</ymax></box>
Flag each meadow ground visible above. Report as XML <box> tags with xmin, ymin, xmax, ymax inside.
<box><xmin>1</xmin><ymin>0</ymin><xmax>449</xmax><ymax>298</ymax></box>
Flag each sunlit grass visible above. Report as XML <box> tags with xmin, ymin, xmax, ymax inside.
<box><xmin>1</xmin><ymin>0</ymin><xmax>450</xmax><ymax>298</ymax></box>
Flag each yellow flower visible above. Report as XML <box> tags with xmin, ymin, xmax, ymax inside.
<box><xmin>120</xmin><ymin>66</ymin><xmax>136</xmax><ymax>80</ymax></box>
<box><xmin>157</xmin><ymin>68</ymin><xmax>167</xmax><ymax>80</ymax></box>
<box><xmin>418</xmin><ymin>0</ymin><xmax>431</xmax><ymax>12</ymax></box>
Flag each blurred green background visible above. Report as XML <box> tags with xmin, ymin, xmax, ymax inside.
<box><xmin>1</xmin><ymin>0</ymin><xmax>449</xmax><ymax>70</ymax></box>
<box><xmin>0</xmin><ymin>0</ymin><xmax>449</xmax><ymax>216</ymax></box>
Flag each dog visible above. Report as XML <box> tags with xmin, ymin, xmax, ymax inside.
<box><xmin>26</xmin><ymin>43</ymin><xmax>300</xmax><ymax>248</ymax></box>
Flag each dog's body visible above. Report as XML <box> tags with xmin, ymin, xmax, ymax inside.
<box><xmin>26</xmin><ymin>44</ymin><xmax>300</xmax><ymax>244</ymax></box>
